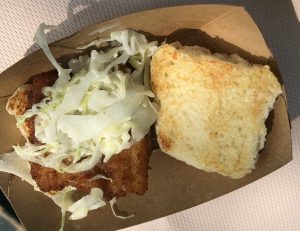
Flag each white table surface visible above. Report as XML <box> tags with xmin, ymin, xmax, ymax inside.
<box><xmin>1</xmin><ymin>0</ymin><xmax>300</xmax><ymax>230</ymax></box>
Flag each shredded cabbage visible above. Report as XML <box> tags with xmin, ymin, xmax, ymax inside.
<box><xmin>51</xmin><ymin>186</ymin><xmax>76</xmax><ymax>231</ymax></box>
<box><xmin>67</xmin><ymin>188</ymin><xmax>106</xmax><ymax>220</ymax></box>
<box><xmin>1</xmin><ymin>24</ymin><xmax>158</xmax><ymax>231</ymax></box>
<box><xmin>0</xmin><ymin>151</ymin><xmax>37</xmax><ymax>187</ymax></box>
<box><xmin>88</xmin><ymin>174</ymin><xmax>112</xmax><ymax>182</ymax></box>
<box><xmin>14</xmin><ymin>26</ymin><xmax>158</xmax><ymax>174</ymax></box>
<box><xmin>0</xmin><ymin>152</ymin><xmax>107</xmax><ymax>231</ymax></box>
<box><xmin>109</xmin><ymin>197</ymin><xmax>135</xmax><ymax>219</ymax></box>
<box><xmin>49</xmin><ymin>187</ymin><xmax>106</xmax><ymax>230</ymax></box>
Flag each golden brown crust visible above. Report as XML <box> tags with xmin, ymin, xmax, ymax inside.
<box><xmin>25</xmin><ymin>70</ymin><xmax>58</xmax><ymax>144</ymax></box>
<box><xmin>23</xmin><ymin>116</ymin><xmax>39</xmax><ymax>144</ymax></box>
<box><xmin>29</xmin><ymin>70</ymin><xmax>58</xmax><ymax>105</ymax></box>
<box><xmin>30</xmin><ymin>162</ymin><xmax>104</xmax><ymax>194</ymax></box>
<box><xmin>6</xmin><ymin>85</ymin><xmax>32</xmax><ymax>116</ymax></box>
<box><xmin>97</xmin><ymin>136</ymin><xmax>151</xmax><ymax>200</ymax></box>
<box><xmin>157</xmin><ymin>130</ymin><xmax>172</xmax><ymax>150</ymax></box>
<box><xmin>6</xmin><ymin>70</ymin><xmax>58</xmax><ymax>144</ymax></box>
<box><xmin>30</xmin><ymin>136</ymin><xmax>150</xmax><ymax>200</ymax></box>
<box><xmin>8</xmin><ymin>70</ymin><xmax>151</xmax><ymax>200</ymax></box>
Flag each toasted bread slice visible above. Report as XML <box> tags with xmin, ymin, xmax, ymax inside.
<box><xmin>151</xmin><ymin>43</ymin><xmax>282</xmax><ymax>179</ymax></box>
<box><xmin>7</xmin><ymin>71</ymin><xmax>151</xmax><ymax>200</ymax></box>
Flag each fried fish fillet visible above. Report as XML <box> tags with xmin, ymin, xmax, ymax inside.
<box><xmin>7</xmin><ymin>71</ymin><xmax>150</xmax><ymax>200</ymax></box>
<box><xmin>30</xmin><ymin>137</ymin><xmax>150</xmax><ymax>200</ymax></box>
<box><xmin>151</xmin><ymin>43</ymin><xmax>282</xmax><ymax>179</ymax></box>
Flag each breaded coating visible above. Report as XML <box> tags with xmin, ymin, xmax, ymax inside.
<box><xmin>30</xmin><ymin>136</ymin><xmax>150</xmax><ymax>200</ymax></box>
<box><xmin>7</xmin><ymin>70</ymin><xmax>151</xmax><ymax>200</ymax></box>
